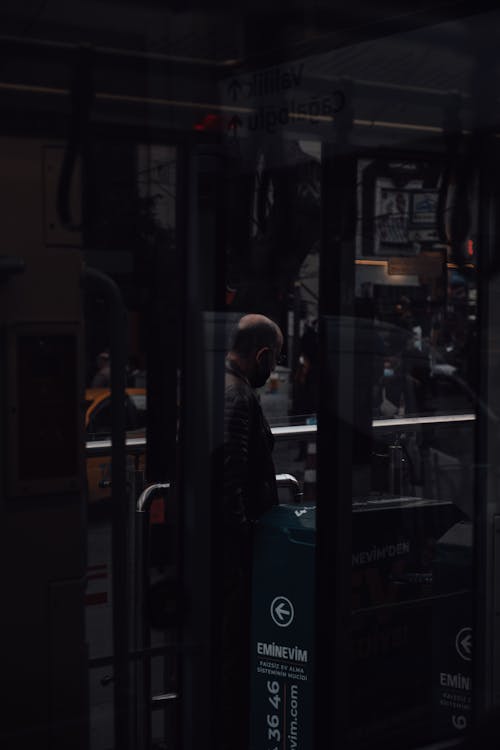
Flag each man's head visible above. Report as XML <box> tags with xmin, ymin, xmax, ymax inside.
<box><xmin>228</xmin><ymin>314</ymin><xmax>283</xmax><ymax>388</ymax></box>
<box><xmin>96</xmin><ymin>351</ymin><xmax>110</xmax><ymax>370</ymax></box>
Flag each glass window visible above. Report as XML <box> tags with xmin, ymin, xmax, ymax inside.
<box><xmin>5</xmin><ymin>5</ymin><xmax>500</xmax><ymax>750</ymax></box>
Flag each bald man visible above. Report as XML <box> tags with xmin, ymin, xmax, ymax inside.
<box><xmin>219</xmin><ymin>313</ymin><xmax>283</xmax><ymax>749</ymax></box>
<box><xmin>224</xmin><ymin>313</ymin><xmax>283</xmax><ymax>521</ymax></box>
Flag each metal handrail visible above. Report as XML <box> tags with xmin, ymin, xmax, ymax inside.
<box><xmin>83</xmin><ymin>267</ymin><xmax>131</xmax><ymax>750</ymax></box>
<box><xmin>86</xmin><ymin>435</ymin><xmax>146</xmax><ymax>457</ymax></box>
<box><xmin>136</xmin><ymin>482</ymin><xmax>171</xmax><ymax>513</ymax></box>
<box><xmin>373</xmin><ymin>413</ymin><xmax>476</xmax><ymax>428</ymax></box>
<box><xmin>135</xmin><ymin>478</ymin><xmax>301</xmax><ymax>508</ymax></box>
<box><xmin>276</xmin><ymin>473</ymin><xmax>303</xmax><ymax>502</ymax></box>
<box><xmin>134</xmin><ymin>476</ymin><xmax>306</xmax><ymax>720</ymax></box>
<box><xmin>86</xmin><ymin>412</ymin><xmax>476</xmax><ymax>456</ymax></box>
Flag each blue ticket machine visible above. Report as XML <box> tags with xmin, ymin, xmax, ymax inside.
<box><xmin>249</xmin><ymin>499</ymin><xmax>470</xmax><ymax>749</ymax></box>
<box><xmin>250</xmin><ymin>505</ymin><xmax>316</xmax><ymax>750</ymax></box>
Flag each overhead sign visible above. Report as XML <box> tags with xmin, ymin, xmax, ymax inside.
<box><xmin>227</xmin><ymin>63</ymin><xmax>305</xmax><ymax>101</ymax></box>
<box><xmin>223</xmin><ymin>61</ymin><xmax>345</xmax><ymax>135</ymax></box>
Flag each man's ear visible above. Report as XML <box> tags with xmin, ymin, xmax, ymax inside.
<box><xmin>256</xmin><ymin>347</ymin><xmax>271</xmax><ymax>364</ymax></box>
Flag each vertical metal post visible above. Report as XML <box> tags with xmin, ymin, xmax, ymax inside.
<box><xmin>132</xmin><ymin>467</ymin><xmax>150</xmax><ymax>750</ymax></box>
<box><xmin>474</xmin><ymin>137</ymin><xmax>500</xmax><ymax>718</ymax></box>
<box><xmin>136</xmin><ymin>482</ymin><xmax>170</xmax><ymax>749</ymax></box>
<box><xmin>178</xmin><ymin>144</ymin><xmax>212</xmax><ymax>750</ymax></box>
<box><xmin>315</xmin><ymin>88</ymin><xmax>356</xmax><ymax>750</ymax></box>
<box><xmin>177</xmin><ymin>141</ymin><xmax>228</xmax><ymax>750</ymax></box>
<box><xmin>83</xmin><ymin>267</ymin><xmax>130</xmax><ymax>750</ymax></box>
<box><xmin>470</xmin><ymin>28</ymin><xmax>500</xmax><ymax>725</ymax></box>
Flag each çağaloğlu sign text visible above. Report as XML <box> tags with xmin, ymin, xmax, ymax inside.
<box><xmin>225</xmin><ymin>62</ymin><xmax>345</xmax><ymax>135</ymax></box>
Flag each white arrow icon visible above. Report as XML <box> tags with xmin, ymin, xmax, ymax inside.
<box><xmin>271</xmin><ymin>596</ymin><xmax>294</xmax><ymax>627</ymax></box>
<box><xmin>455</xmin><ymin>627</ymin><xmax>472</xmax><ymax>661</ymax></box>
<box><xmin>275</xmin><ymin>602</ymin><xmax>290</xmax><ymax>619</ymax></box>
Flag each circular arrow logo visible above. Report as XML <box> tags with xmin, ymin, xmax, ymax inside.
<box><xmin>455</xmin><ymin>627</ymin><xmax>472</xmax><ymax>661</ymax></box>
<box><xmin>270</xmin><ymin>596</ymin><xmax>294</xmax><ymax>628</ymax></box>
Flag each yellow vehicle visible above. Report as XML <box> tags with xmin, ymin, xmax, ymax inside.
<box><xmin>85</xmin><ymin>388</ymin><xmax>146</xmax><ymax>505</ymax></box>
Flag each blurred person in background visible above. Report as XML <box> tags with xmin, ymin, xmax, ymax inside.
<box><xmin>91</xmin><ymin>351</ymin><xmax>110</xmax><ymax>387</ymax></box>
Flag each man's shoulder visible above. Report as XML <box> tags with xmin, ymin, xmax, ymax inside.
<box><xmin>225</xmin><ymin>373</ymin><xmax>261</xmax><ymax>413</ymax></box>
<box><xmin>225</xmin><ymin>375</ymin><xmax>252</xmax><ymax>403</ymax></box>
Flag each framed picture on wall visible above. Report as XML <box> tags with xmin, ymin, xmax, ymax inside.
<box><xmin>375</xmin><ymin>183</ymin><xmax>412</xmax><ymax>249</ymax></box>
<box><xmin>358</xmin><ymin>158</ymin><xmax>443</xmax><ymax>256</ymax></box>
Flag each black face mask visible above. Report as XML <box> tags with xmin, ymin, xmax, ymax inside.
<box><xmin>252</xmin><ymin>351</ymin><xmax>272</xmax><ymax>388</ymax></box>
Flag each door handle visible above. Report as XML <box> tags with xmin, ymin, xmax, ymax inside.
<box><xmin>276</xmin><ymin>473</ymin><xmax>303</xmax><ymax>503</ymax></box>
<box><xmin>151</xmin><ymin>692</ymin><xmax>179</xmax><ymax>705</ymax></box>
<box><xmin>136</xmin><ymin>482</ymin><xmax>177</xmax><ymax>630</ymax></box>
<box><xmin>136</xmin><ymin>482</ymin><xmax>171</xmax><ymax>513</ymax></box>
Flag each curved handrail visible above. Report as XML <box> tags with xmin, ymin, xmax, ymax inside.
<box><xmin>136</xmin><ymin>482</ymin><xmax>171</xmax><ymax>513</ymax></box>
<box><xmin>276</xmin><ymin>473</ymin><xmax>303</xmax><ymax>502</ymax></box>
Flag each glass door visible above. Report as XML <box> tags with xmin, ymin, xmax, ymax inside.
<box><xmin>83</xmin><ymin>135</ymin><xmax>182</xmax><ymax>750</ymax></box>
<box><xmin>315</xmin><ymin>10</ymin><xmax>500</xmax><ymax>749</ymax></box>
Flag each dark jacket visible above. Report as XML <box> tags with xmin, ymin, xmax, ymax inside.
<box><xmin>222</xmin><ymin>359</ymin><xmax>278</xmax><ymax>545</ymax></box>
<box><xmin>216</xmin><ymin>360</ymin><xmax>278</xmax><ymax>749</ymax></box>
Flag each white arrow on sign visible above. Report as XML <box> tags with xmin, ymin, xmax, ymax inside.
<box><xmin>455</xmin><ymin>627</ymin><xmax>472</xmax><ymax>661</ymax></box>
<box><xmin>271</xmin><ymin>596</ymin><xmax>295</xmax><ymax>627</ymax></box>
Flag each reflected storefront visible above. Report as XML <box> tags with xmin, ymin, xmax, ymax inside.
<box><xmin>1</xmin><ymin>3</ymin><xmax>500</xmax><ymax>750</ymax></box>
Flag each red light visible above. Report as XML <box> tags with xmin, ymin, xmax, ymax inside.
<box><xmin>193</xmin><ymin>113</ymin><xmax>225</xmax><ymax>132</ymax></box>
<box><xmin>467</xmin><ymin>239</ymin><xmax>474</xmax><ymax>257</ymax></box>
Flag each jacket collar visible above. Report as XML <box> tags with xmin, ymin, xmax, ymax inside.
<box><xmin>225</xmin><ymin>357</ymin><xmax>252</xmax><ymax>387</ymax></box>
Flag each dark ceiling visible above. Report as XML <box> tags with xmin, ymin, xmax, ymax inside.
<box><xmin>0</xmin><ymin>0</ymin><xmax>497</xmax><ymax>70</ymax></box>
